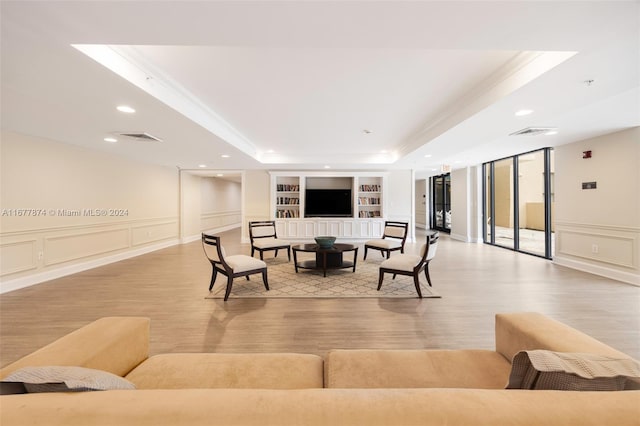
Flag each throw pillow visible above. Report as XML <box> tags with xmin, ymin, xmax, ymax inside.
<box><xmin>1</xmin><ymin>366</ymin><xmax>136</xmax><ymax>393</ymax></box>
<box><xmin>506</xmin><ymin>350</ymin><xmax>640</xmax><ymax>391</ymax></box>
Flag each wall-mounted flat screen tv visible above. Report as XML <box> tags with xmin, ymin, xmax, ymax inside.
<box><xmin>304</xmin><ymin>189</ymin><xmax>353</xmax><ymax>217</ymax></box>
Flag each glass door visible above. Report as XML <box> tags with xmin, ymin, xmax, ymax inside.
<box><xmin>483</xmin><ymin>148</ymin><xmax>553</xmax><ymax>259</ymax></box>
<box><xmin>431</xmin><ymin>173</ymin><xmax>451</xmax><ymax>233</ymax></box>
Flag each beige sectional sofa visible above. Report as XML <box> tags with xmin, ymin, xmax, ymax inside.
<box><xmin>1</xmin><ymin>312</ymin><xmax>639</xmax><ymax>425</ymax></box>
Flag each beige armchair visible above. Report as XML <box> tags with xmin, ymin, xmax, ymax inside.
<box><xmin>202</xmin><ymin>233</ymin><xmax>269</xmax><ymax>301</ymax></box>
<box><xmin>377</xmin><ymin>231</ymin><xmax>439</xmax><ymax>298</ymax></box>
<box><xmin>249</xmin><ymin>221</ymin><xmax>291</xmax><ymax>261</ymax></box>
<box><xmin>363</xmin><ymin>221</ymin><xmax>409</xmax><ymax>260</ymax></box>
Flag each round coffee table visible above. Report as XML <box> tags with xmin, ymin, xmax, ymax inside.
<box><xmin>292</xmin><ymin>243</ymin><xmax>358</xmax><ymax>277</ymax></box>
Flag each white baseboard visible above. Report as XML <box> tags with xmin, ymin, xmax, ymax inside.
<box><xmin>450</xmin><ymin>233</ymin><xmax>468</xmax><ymax>242</ymax></box>
<box><xmin>553</xmin><ymin>256</ymin><xmax>640</xmax><ymax>287</ymax></box>
<box><xmin>180</xmin><ymin>234</ymin><xmax>202</xmax><ymax>244</ymax></box>
<box><xmin>0</xmin><ymin>239</ymin><xmax>180</xmax><ymax>294</ymax></box>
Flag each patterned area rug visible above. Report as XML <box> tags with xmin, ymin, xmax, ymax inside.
<box><xmin>205</xmin><ymin>253</ymin><xmax>441</xmax><ymax>299</ymax></box>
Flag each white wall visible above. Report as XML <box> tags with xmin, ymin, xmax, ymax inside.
<box><xmin>553</xmin><ymin>127</ymin><xmax>640</xmax><ymax>285</ymax></box>
<box><xmin>415</xmin><ymin>179</ymin><xmax>428</xmax><ymax>229</ymax></box>
<box><xmin>200</xmin><ymin>177</ymin><xmax>242</xmax><ymax>235</ymax></box>
<box><xmin>387</xmin><ymin>170</ymin><xmax>414</xmax><ymax>241</ymax></box>
<box><xmin>179</xmin><ymin>172</ymin><xmax>202</xmax><ymax>242</ymax></box>
<box><xmin>242</xmin><ymin>170</ymin><xmax>271</xmax><ymax>242</ymax></box>
<box><xmin>450</xmin><ymin>166</ymin><xmax>482</xmax><ymax>243</ymax></box>
<box><xmin>0</xmin><ymin>131</ymin><xmax>180</xmax><ymax>292</ymax></box>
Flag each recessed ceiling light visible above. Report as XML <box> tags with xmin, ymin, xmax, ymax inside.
<box><xmin>431</xmin><ymin>168</ymin><xmax>437</xmax><ymax>171</ymax></box>
<box><xmin>544</xmin><ymin>130</ymin><xmax>558</xmax><ymax>136</ymax></box>
<box><xmin>116</xmin><ymin>105</ymin><xmax>136</xmax><ymax>113</ymax></box>
<box><xmin>266</xmin><ymin>149</ymin><xmax>275</xmax><ymax>153</ymax></box>
<box><xmin>216</xmin><ymin>174</ymin><xmax>224</xmax><ymax>177</ymax></box>
<box><xmin>424</xmin><ymin>154</ymin><xmax>432</xmax><ymax>158</ymax></box>
<box><xmin>515</xmin><ymin>109</ymin><xmax>533</xmax><ymax>117</ymax></box>
<box><xmin>198</xmin><ymin>164</ymin><xmax>207</xmax><ymax>168</ymax></box>
<box><xmin>103</xmin><ymin>137</ymin><xmax>117</xmax><ymax>143</ymax></box>
<box><xmin>324</xmin><ymin>165</ymin><xmax>331</xmax><ymax>169</ymax></box>
<box><xmin>221</xmin><ymin>154</ymin><xmax>230</xmax><ymax>158</ymax></box>
<box><xmin>455</xmin><ymin>160</ymin><xmax>462</xmax><ymax>164</ymax></box>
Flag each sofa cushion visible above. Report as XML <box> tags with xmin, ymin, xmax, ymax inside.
<box><xmin>506</xmin><ymin>350</ymin><xmax>640</xmax><ymax>391</ymax></box>
<box><xmin>2</xmin><ymin>366</ymin><xmax>135</xmax><ymax>393</ymax></box>
<box><xmin>495</xmin><ymin>312</ymin><xmax>631</xmax><ymax>363</ymax></box>
<box><xmin>325</xmin><ymin>349</ymin><xmax>511</xmax><ymax>388</ymax></box>
<box><xmin>0</xmin><ymin>317</ymin><xmax>150</xmax><ymax>380</ymax></box>
<box><xmin>125</xmin><ymin>353</ymin><xmax>323</xmax><ymax>389</ymax></box>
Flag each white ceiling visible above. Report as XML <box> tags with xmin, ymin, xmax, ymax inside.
<box><xmin>1</xmin><ymin>1</ymin><xmax>638</xmax><ymax>178</ymax></box>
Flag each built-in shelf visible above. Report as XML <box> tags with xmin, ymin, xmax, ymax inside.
<box><xmin>357</xmin><ymin>177</ymin><xmax>382</xmax><ymax>218</ymax></box>
<box><xmin>275</xmin><ymin>177</ymin><xmax>300</xmax><ymax>218</ymax></box>
<box><xmin>269</xmin><ymin>172</ymin><xmax>387</xmax><ymax>239</ymax></box>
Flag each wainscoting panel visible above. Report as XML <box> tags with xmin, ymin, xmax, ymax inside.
<box><xmin>44</xmin><ymin>228</ymin><xmax>130</xmax><ymax>266</ymax></box>
<box><xmin>0</xmin><ymin>239</ymin><xmax>37</xmax><ymax>276</ymax></box>
<box><xmin>554</xmin><ymin>222</ymin><xmax>639</xmax><ymax>285</ymax></box>
<box><xmin>132</xmin><ymin>221</ymin><xmax>178</xmax><ymax>246</ymax></box>
<box><xmin>557</xmin><ymin>231</ymin><xmax>634</xmax><ymax>268</ymax></box>
<box><xmin>201</xmin><ymin>211</ymin><xmax>241</xmax><ymax>231</ymax></box>
<box><xmin>0</xmin><ymin>216</ymin><xmax>180</xmax><ymax>292</ymax></box>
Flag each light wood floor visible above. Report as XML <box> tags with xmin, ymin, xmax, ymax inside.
<box><xmin>1</xmin><ymin>228</ymin><xmax>639</xmax><ymax>367</ymax></box>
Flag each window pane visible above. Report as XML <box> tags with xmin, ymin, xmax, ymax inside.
<box><xmin>517</xmin><ymin>151</ymin><xmax>545</xmax><ymax>255</ymax></box>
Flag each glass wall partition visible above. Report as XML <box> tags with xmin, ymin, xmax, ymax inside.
<box><xmin>483</xmin><ymin>148</ymin><xmax>553</xmax><ymax>259</ymax></box>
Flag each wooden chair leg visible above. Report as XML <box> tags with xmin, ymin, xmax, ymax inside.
<box><xmin>392</xmin><ymin>273</ymin><xmax>397</xmax><ymax>280</ymax></box>
<box><xmin>224</xmin><ymin>276</ymin><xmax>234</xmax><ymax>301</ymax></box>
<box><xmin>274</xmin><ymin>249</ymin><xmax>279</xmax><ymax>258</ymax></box>
<box><xmin>413</xmin><ymin>274</ymin><xmax>423</xmax><ymax>298</ymax></box>
<box><xmin>261</xmin><ymin>269</ymin><xmax>269</xmax><ymax>291</ymax></box>
<box><xmin>363</xmin><ymin>247</ymin><xmax>369</xmax><ymax>260</ymax></box>
<box><xmin>377</xmin><ymin>269</ymin><xmax>385</xmax><ymax>291</ymax></box>
<box><xmin>287</xmin><ymin>247</ymin><xmax>291</xmax><ymax>262</ymax></box>
<box><xmin>209</xmin><ymin>268</ymin><xmax>217</xmax><ymax>291</ymax></box>
<box><xmin>251</xmin><ymin>248</ymin><xmax>256</xmax><ymax>258</ymax></box>
<box><xmin>385</xmin><ymin>250</ymin><xmax>390</xmax><ymax>259</ymax></box>
<box><xmin>259</xmin><ymin>251</ymin><xmax>264</xmax><ymax>260</ymax></box>
<box><xmin>425</xmin><ymin>262</ymin><xmax>432</xmax><ymax>287</ymax></box>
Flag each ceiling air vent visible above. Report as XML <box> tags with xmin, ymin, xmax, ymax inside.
<box><xmin>118</xmin><ymin>132</ymin><xmax>163</xmax><ymax>142</ymax></box>
<box><xmin>509</xmin><ymin>127</ymin><xmax>557</xmax><ymax>136</ymax></box>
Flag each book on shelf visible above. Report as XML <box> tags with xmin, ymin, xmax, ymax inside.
<box><xmin>276</xmin><ymin>184</ymin><xmax>300</xmax><ymax>192</ymax></box>
<box><xmin>277</xmin><ymin>197</ymin><xmax>299</xmax><ymax>205</ymax></box>
<box><xmin>359</xmin><ymin>184</ymin><xmax>381</xmax><ymax>192</ymax></box>
<box><xmin>358</xmin><ymin>197</ymin><xmax>380</xmax><ymax>205</ymax></box>
<box><xmin>276</xmin><ymin>209</ymin><xmax>300</xmax><ymax>218</ymax></box>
